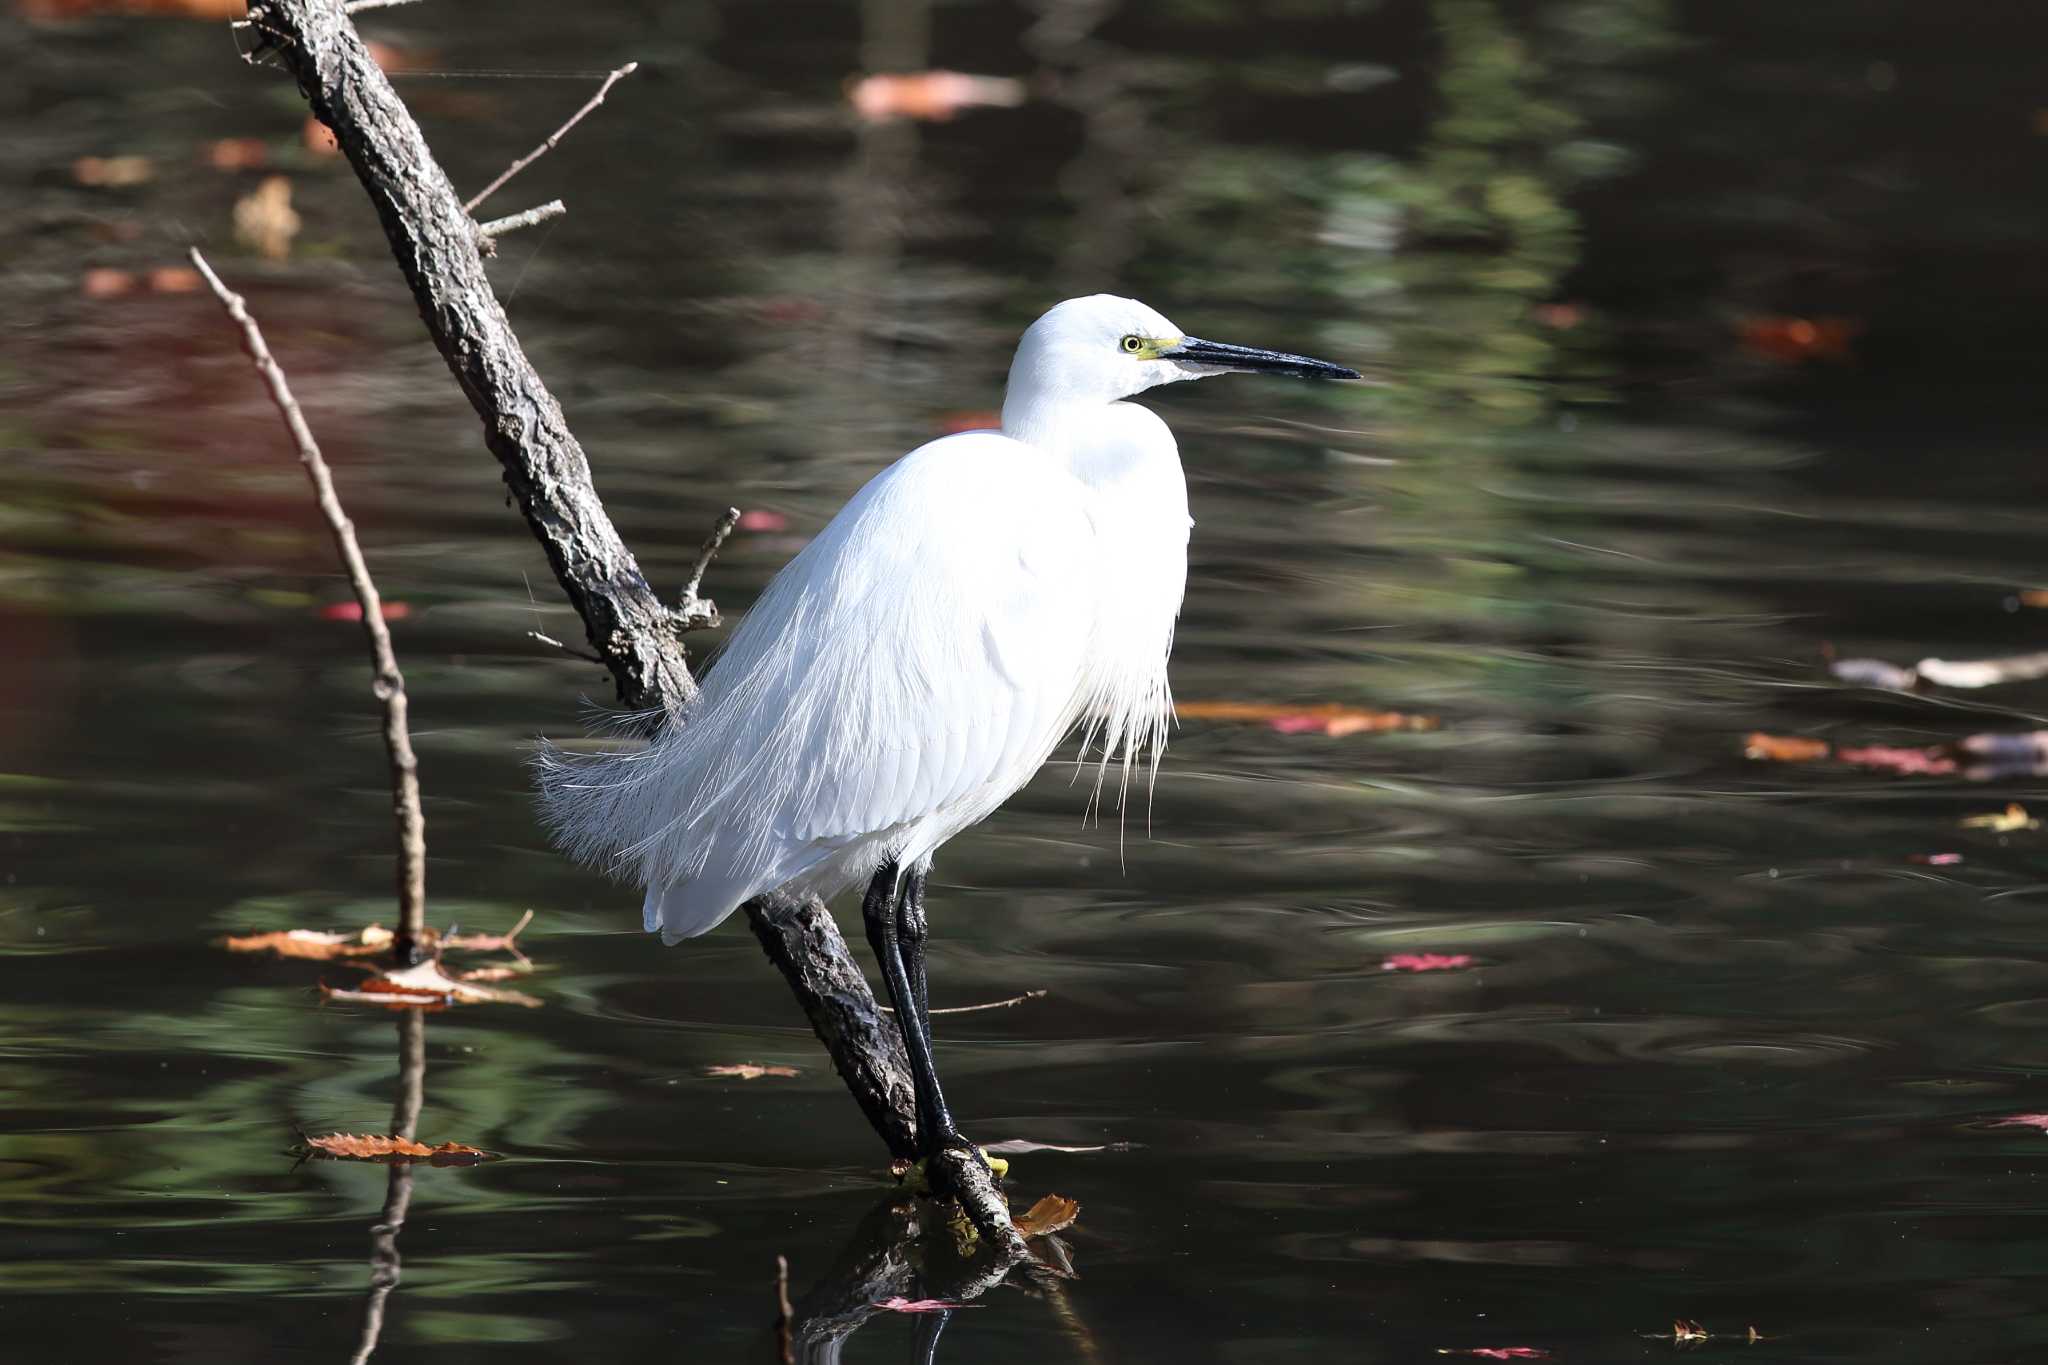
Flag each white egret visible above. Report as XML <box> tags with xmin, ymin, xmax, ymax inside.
<box><xmin>538</xmin><ymin>294</ymin><xmax>1357</xmax><ymax>1162</ymax></box>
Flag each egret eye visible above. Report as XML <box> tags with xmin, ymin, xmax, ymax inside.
<box><xmin>1120</xmin><ymin>334</ymin><xmax>1145</xmax><ymax>354</ymax></box>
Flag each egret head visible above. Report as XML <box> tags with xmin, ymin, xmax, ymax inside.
<box><xmin>1003</xmin><ymin>294</ymin><xmax>1359</xmax><ymax>426</ymax></box>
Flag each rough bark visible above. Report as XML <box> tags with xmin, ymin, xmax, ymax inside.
<box><xmin>239</xmin><ymin>0</ymin><xmax>1014</xmax><ymax>1238</ymax></box>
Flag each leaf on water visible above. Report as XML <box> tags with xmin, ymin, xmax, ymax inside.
<box><xmin>73</xmin><ymin>154</ymin><xmax>154</xmax><ymax>187</ymax></box>
<box><xmin>705</xmin><ymin>1063</ymin><xmax>800</xmax><ymax>1080</ymax></box>
<box><xmin>1672</xmin><ymin>1320</ymin><xmax>1710</xmax><ymax>1343</ymax></box>
<box><xmin>1989</xmin><ymin>1113</ymin><xmax>2048</xmax><ymax>1130</ymax></box>
<box><xmin>1961</xmin><ymin>803</ymin><xmax>2038</xmax><ymax>832</ymax></box>
<box><xmin>1743</xmin><ymin>732</ymin><xmax>1830</xmax><ymax>762</ymax></box>
<box><xmin>204</xmin><ymin>137</ymin><xmax>268</xmax><ymax>171</ymax></box>
<box><xmin>1835</xmin><ymin>744</ymin><xmax>1958</xmax><ymax>777</ymax></box>
<box><xmin>442</xmin><ymin>909</ymin><xmax>534</xmax><ymax>959</ymax></box>
<box><xmin>327</xmin><ymin>957</ymin><xmax>542</xmax><ymax>1009</ymax></box>
<box><xmin>1915</xmin><ymin>652</ymin><xmax>2048</xmax><ymax>690</ymax></box>
<box><xmin>981</xmin><ymin>1138</ymin><xmax>1138</xmax><ymax>1156</ymax></box>
<box><xmin>1436</xmin><ymin>1350</ymin><xmax>1550</xmax><ymax>1360</ymax></box>
<box><xmin>1826</xmin><ymin>656</ymin><xmax>1920</xmax><ymax>691</ymax></box>
<box><xmin>849</xmin><ymin>71</ymin><xmax>1027</xmax><ymax>124</ymax></box>
<box><xmin>456</xmin><ymin>964</ymin><xmax>529</xmax><ymax>983</ymax></box>
<box><xmin>1178</xmin><ymin>700</ymin><xmax>1439</xmax><ymax>736</ymax></box>
<box><xmin>736</xmin><ymin>509</ymin><xmax>789</xmax><ymax>533</ymax></box>
<box><xmin>873</xmin><ymin>1297</ymin><xmax>978</xmax><ymax>1314</ymax></box>
<box><xmin>2020</xmin><ymin>590</ymin><xmax>2048</xmax><ymax>609</ymax></box>
<box><xmin>1907</xmin><ymin>852</ymin><xmax>1964</xmax><ymax>866</ymax></box>
<box><xmin>302</xmin><ymin>1132</ymin><xmax>495</xmax><ymax>1165</ymax></box>
<box><xmin>1737</xmin><ymin>315</ymin><xmax>1857</xmax><ymax>363</ymax></box>
<box><xmin>222</xmin><ymin>927</ymin><xmax>389</xmax><ymax>960</ymax></box>
<box><xmin>1012</xmin><ymin>1193</ymin><xmax>1080</xmax><ymax>1238</ymax></box>
<box><xmin>303</xmin><ymin>116</ymin><xmax>339</xmax><ymax>157</ymax></box>
<box><xmin>318</xmin><ymin>600</ymin><xmax>411</xmax><ymax>622</ymax></box>
<box><xmin>1383</xmin><ymin>953</ymin><xmax>1474</xmax><ymax>972</ymax></box>
<box><xmin>233</xmin><ymin>175</ymin><xmax>300</xmax><ymax>261</ymax></box>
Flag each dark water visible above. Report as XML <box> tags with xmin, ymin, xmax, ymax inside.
<box><xmin>9</xmin><ymin>0</ymin><xmax>2048</xmax><ymax>1359</ymax></box>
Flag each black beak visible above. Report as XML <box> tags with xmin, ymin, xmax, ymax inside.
<box><xmin>1161</xmin><ymin>336</ymin><xmax>1360</xmax><ymax>381</ymax></box>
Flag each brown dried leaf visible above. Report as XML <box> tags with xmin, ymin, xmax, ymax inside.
<box><xmin>233</xmin><ymin>175</ymin><xmax>300</xmax><ymax>260</ymax></box>
<box><xmin>223</xmin><ymin>928</ymin><xmax>389</xmax><ymax>960</ymax></box>
<box><xmin>324</xmin><ymin>957</ymin><xmax>542</xmax><ymax>1009</ymax></box>
<box><xmin>303</xmin><ymin>1132</ymin><xmax>494</xmax><ymax>1165</ymax></box>
<box><xmin>73</xmin><ymin>154</ymin><xmax>153</xmax><ymax>187</ymax></box>
<box><xmin>1012</xmin><ymin>1193</ymin><xmax>1080</xmax><ymax>1238</ymax></box>
<box><xmin>456</xmin><ymin>964</ymin><xmax>529</xmax><ymax>983</ymax></box>
<box><xmin>704</xmin><ymin>1063</ymin><xmax>800</xmax><ymax>1080</ymax></box>
<box><xmin>1743</xmin><ymin>732</ymin><xmax>1829</xmax><ymax>762</ymax></box>
<box><xmin>1178</xmin><ymin>699</ymin><xmax>1439</xmax><ymax>736</ymax></box>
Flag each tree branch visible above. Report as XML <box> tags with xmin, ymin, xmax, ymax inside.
<box><xmin>477</xmin><ymin>198</ymin><xmax>566</xmax><ymax>241</ymax></box>
<box><xmin>239</xmin><ymin>0</ymin><xmax>1020</xmax><ymax>1242</ymax></box>
<box><xmin>190</xmin><ymin>246</ymin><xmax>427</xmax><ymax>961</ymax></box>
<box><xmin>462</xmin><ymin>62</ymin><xmax>638</xmax><ymax>214</ymax></box>
<box><xmin>676</xmin><ymin>505</ymin><xmax>739</xmax><ymax>632</ymax></box>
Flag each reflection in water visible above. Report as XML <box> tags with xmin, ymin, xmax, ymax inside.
<box><xmin>348</xmin><ymin>1009</ymin><xmax>424</xmax><ymax>1365</ymax></box>
<box><xmin>12</xmin><ymin>0</ymin><xmax>2048</xmax><ymax>1361</ymax></box>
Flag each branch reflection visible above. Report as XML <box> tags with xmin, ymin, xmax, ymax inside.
<box><xmin>347</xmin><ymin>1007</ymin><xmax>425</xmax><ymax>1365</ymax></box>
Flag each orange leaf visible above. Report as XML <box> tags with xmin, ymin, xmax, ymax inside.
<box><xmin>705</xmin><ymin>1063</ymin><xmax>800</xmax><ymax>1080</ymax></box>
<box><xmin>1737</xmin><ymin>315</ymin><xmax>1858</xmax><ymax>364</ymax></box>
<box><xmin>2019</xmin><ymin>590</ymin><xmax>2048</xmax><ymax>609</ymax></box>
<box><xmin>81</xmin><ymin>268</ymin><xmax>137</xmax><ymax>299</ymax></box>
<box><xmin>1012</xmin><ymin>1193</ymin><xmax>1079</xmax><ymax>1238</ymax></box>
<box><xmin>848</xmin><ymin>71</ymin><xmax>1026</xmax><ymax>124</ymax></box>
<box><xmin>222</xmin><ymin>928</ymin><xmax>388</xmax><ymax>960</ymax></box>
<box><xmin>1177</xmin><ymin>700</ymin><xmax>1438</xmax><ymax>735</ymax></box>
<box><xmin>203</xmin><ymin>137</ymin><xmax>268</xmax><ymax>171</ymax></box>
<box><xmin>303</xmin><ymin>1132</ymin><xmax>494</xmax><ymax>1164</ymax></box>
<box><xmin>1743</xmin><ymin>732</ymin><xmax>1829</xmax><ymax>762</ymax></box>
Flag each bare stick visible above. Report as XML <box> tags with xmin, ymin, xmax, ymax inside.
<box><xmin>343</xmin><ymin>0</ymin><xmax>421</xmax><ymax>11</ymax></box>
<box><xmin>190</xmin><ymin>247</ymin><xmax>427</xmax><ymax>960</ymax></box>
<box><xmin>677</xmin><ymin>505</ymin><xmax>740</xmax><ymax>632</ymax></box>
<box><xmin>478</xmin><ymin>199</ymin><xmax>566</xmax><ymax>241</ymax></box>
<box><xmin>463</xmin><ymin>63</ymin><xmax>637</xmax><ymax>214</ymax></box>
<box><xmin>883</xmin><ymin>989</ymin><xmax>1047</xmax><ymax>1016</ymax></box>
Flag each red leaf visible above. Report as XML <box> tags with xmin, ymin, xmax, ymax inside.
<box><xmin>1991</xmin><ymin>1114</ymin><xmax>2048</xmax><ymax>1130</ymax></box>
<box><xmin>873</xmin><ymin>1296</ymin><xmax>978</xmax><ymax>1313</ymax></box>
<box><xmin>318</xmin><ymin>601</ymin><xmax>411</xmax><ymax>622</ymax></box>
<box><xmin>1383</xmin><ymin>953</ymin><xmax>1474</xmax><ymax>973</ymax></box>
<box><xmin>1908</xmin><ymin>852</ymin><xmax>1964</xmax><ymax>866</ymax></box>
<box><xmin>1437</xmin><ymin>1350</ymin><xmax>1550</xmax><ymax>1360</ymax></box>
<box><xmin>736</xmin><ymin>509</ymin><xmax>788</xmax><ymax>533</ymax></box>
<box><xmin>1835</xmin><ymin>744</ymin><xmax>1958</xmax><ymax>776</ymax></box>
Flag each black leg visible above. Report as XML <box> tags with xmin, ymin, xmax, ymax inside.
<box><xmin>895</xmin><ymin>867</ymin><xmax>962</xmax><ymax>1152</ymax></box>
<box><xmin>862</xmin><ymin>863</ymin><xmax>963</xmax><ymax>1160</ymax></box>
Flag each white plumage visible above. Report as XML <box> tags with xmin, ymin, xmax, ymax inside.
<box><xmin>537</xmin><ymin>294</ymin><xmax>1353</xmax><ymax>942</ymax></box>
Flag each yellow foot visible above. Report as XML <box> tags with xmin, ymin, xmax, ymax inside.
<box><xmin>894</xmin><ymin>1147</ymin><xmax>1009</xmax><ymax>1192</ymax></box>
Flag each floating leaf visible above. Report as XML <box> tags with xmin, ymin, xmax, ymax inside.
<box><xmin>326</xmin><ymin>957</ymin><xmax>542</xmax><ymax>1009</ymax></box>
<box><xmin>2019</xmin><ymin>590</ymin><xmax>2048</xmax><ymax>609</ymax></box>
<box><xmin>736</xmin><ymin>509</ymin><xmax>789</xmax><ymax>533</ymax></box>
<box><xmin>204</xmin><ymin>137</ymin><xmax>268</xmax><ymax>171</ymax></box>
<box><xmin>1737</xmin><ymin>315</ymin><xmax>1857</xmax><ymax>363</ymax></box>
<box><xmin>302</xmin><ymin>1132</ymin><xmax>494</xmax><ymax>1165</ymax></box>
<box><xmin>1383</xmin><ymin>953</ymin><xmax>1474</xmax><ymax>973</ymax></box>
<box><xmin>1990</xmin><ymin>1114</ymin><xmax>2048</xmax><ymax>1131</ymax></box>
<box><xmin>1743</xmin><ymin>732</ymin><xmax>1829</xmax><ymax>762</ymax></box>
<box><xmin>73</xmin><ymin>154</ymin><xmax>154</xmax><ymax>187</ymax></box>
<box><xmin>705</xmin><ymin>1063</ymin><xmax>800</xmax><ymax>1080</ymax></box>
<box><xmin>873</xmin><ymin>1297</ymin><xmax>978</xmax><ymax>1314</ymax></box>
<box><xmin>1826</xmin><ymin>656</ymin><xmax>1919</xmax><ymax>690</ymax></box>
<box><xmin>1012</xmin><ymin>1193</ymin><xmax>1079</xmax><ymax>1238</ymax></box>
<box><xmin>1836</xmin><ymin>744</ymin><xmax>1957</xmax><ymax>777</ymax></box>
<box><xmin>1907</xmin><ymin>852</ymin><xmax>1964</xmax><ymax>866</ymax></box>
<box><xmin>319</xmin><ymin>600</ymin><xmax>411</xmax><ymax>622</ymax></box>
<box><xmin>1916</xmin><ymin>652</ymin><xmax>2048</xmax><ymax>689</ymax></box>
<box><xmin>849</xmin><ymin>71</ymin><xmax>1026</xmax><ymax>123</ymax></box>
<box><xmin>1962</xmin><ymin>803</ymin><xmax>2037</xmax><ymax>833</ymax></box>
<box><xmin>1436</xmin><ymin>1350</ymin><xmax>1550</xmax><ymax>1360</ymax></box>
<box><xmin>222</xmin><ymin>927</ymin><xmax>389</xmax><ymax>960</ymax></box>
<box><xmin>1178</xmin><ymin>700</ymin><xmax>1439</xmax><ymax>736</ymax></box>
<box><xmin>233</xmin><ymin>175</ymin><xmax>300</xmax><ymax>260</ymax></box>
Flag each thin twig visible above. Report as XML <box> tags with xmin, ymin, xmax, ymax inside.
<box><xmin>343</xmin><ymin>0</ymin><xmax>422</xmax><ymax>12</ymax></box>
<box><xmin>463</xmin><ymin>63</ymin><xmax>638</xmax><ymax>214</ymax></box>
<box><xmin>478</xmin><ymin>198</ymin><xmax>566</xmax><ymax>240</ymax></box>
<box><xmin>190</xmin><ymin>247</ymin><xmax>427</xmax><ymax>959</ymax></box>
<box><xmin>882</xmin><ymin>989</ymin><xmax>1047</xmax><ymax>1017</ymax></box>
<box><xmin>527</xmin><ymin>628</ymin><xmax>603</xmax><ymax>663</ymax></box>
<box><xmin>677</xmin><ymin>505</ymin><xmax>740</xmax><ymax>631</ymax></box>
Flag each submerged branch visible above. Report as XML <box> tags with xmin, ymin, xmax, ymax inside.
<box><xmin>189</xmin><ymin>247</ymin><xmax>427</xmax><ymax>960</ymax></box>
